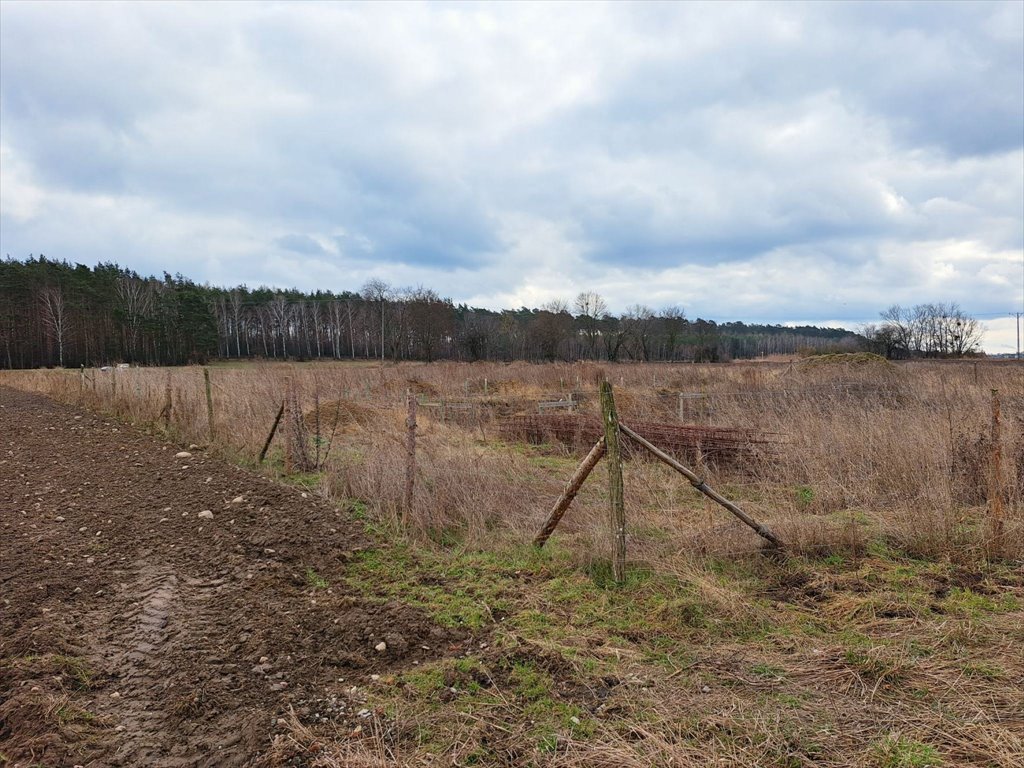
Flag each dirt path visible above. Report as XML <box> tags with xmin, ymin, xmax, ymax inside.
<box><xmin>0</xmin><ymin>386</ymin><xmax>459</xmax><ymax>767</ymax></box>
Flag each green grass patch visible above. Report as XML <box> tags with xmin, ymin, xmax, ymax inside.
<box><xmin>282</xmin><ymin>470</ymin><xmax>324</xmax><ymax>490</ymax></box>
<box><xmin>943</xmin><ymin>587</ymin><xmax>1019</xmax><ymax>617</ymax></box>
<box><xmin>304</xmin><ymin>567</ymin><xmax>329</xmax><ymax>589</ymax></box>
<box><xmin>872</xmin><ymin>735</ymin><xmax>942</xmax><ymax>767</ymax></box>
<box><xmin>344</xmin><ymin>543</ymin><xmax>542</xmax><ymax>629</ymax></box>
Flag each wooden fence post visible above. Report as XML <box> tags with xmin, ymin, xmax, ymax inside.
<box><xmin>533</xmin><ymin>437</ymin><xmax>606</xmax><ymax>549</ymax></box>
<box><xmin>79</xmin><ymin>365</ymin><xmax>85</xmax><ymax>402</ymax></box>
<box><xmin>600</xmin><ymin>380</ymin><xmax>627</xmax><ymax>584</ymax></box>
<box><xmin>404</xmin><ymin>390</ymin><xmax>417</xmax><ymax>527</ymax></box>
<box><xmin>111</xmin><ymin>365</ymin><xmax>117</xmax><ymax>406</ymax></box>
<box><xmin>259</xmin><ymin>401</ymin><xmax>286</xmax><ymax>463</ymax></box>
<box><xmin>283</xmin><ymin>377</ymin><xmax>293</xmax><ymax>474</ymax></box>
<box><xmin>989</xmin><ymin>389</ymin><xmax>1004</xmax><ymax>550</ymax></box>
<box><xmin>203</xmin><ymin>367</ymin><xmax>215</xmax><ymax>443</ymax></box>
<box><xmin>160</xmin><ymin>370</ymin><xmax>173</xmax><ymax>428</ymax></box>
<box><xmin>619</xmin><ymin>423</ymin><xmax>783</xmax><ymax>549</ymax></box>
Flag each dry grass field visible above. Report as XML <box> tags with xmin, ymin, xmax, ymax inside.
<box><xmin>2</xmin><ymin>357</ymin><xmax>1022</xmax><ymax>767</ymax></box>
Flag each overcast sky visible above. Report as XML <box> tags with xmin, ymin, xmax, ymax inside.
<box><xmin>2</xmin><ymin>1</ymin><xmax>1022</xmax><ymax>351</ymax></box>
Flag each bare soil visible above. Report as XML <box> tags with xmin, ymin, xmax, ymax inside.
<box><xmin>0</xmin><ymin>386</ymin><xmax>462</xmax><ymax>767</ymax></box>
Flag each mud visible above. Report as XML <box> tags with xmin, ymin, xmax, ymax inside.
<box><xmin>0</xmin><ymin>386</ymin><xmax>460</xmax><ymax>767</ymax></box>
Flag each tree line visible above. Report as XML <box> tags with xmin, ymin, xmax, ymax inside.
<box><xmin>3</xmin><ymin>256</ymin><xmax>865</xmax><ymax>369</ymax></box>
<box><xmin>861</xmin><ymin>303</ymin><xmax>984</xmax><ymax>359</ymax></box>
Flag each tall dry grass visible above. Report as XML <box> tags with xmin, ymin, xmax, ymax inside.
<box><xmin>2</xmin><ymin>358</ymin><xmax>1021</xmax><ymax>565</ymax></box>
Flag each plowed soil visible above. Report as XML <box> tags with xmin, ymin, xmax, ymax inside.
<box><xmin>0</xmin><ymin>387</ymin><xmax>461</xmax><ymax>767</ymax></box>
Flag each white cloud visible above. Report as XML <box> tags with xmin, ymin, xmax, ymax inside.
<box><xmin>1</xmin><ymin>1</ymin><xmax>1020</xmax><ymax>351</ymax></box>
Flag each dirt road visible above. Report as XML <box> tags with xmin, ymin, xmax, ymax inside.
<box><xmin>0</xmin><ymin>386</ymin><xmax>458</xmax><ymax>767</ymax></box>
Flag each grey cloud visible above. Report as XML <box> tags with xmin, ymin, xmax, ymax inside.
<box><xmin>274</xmin><ymin>234</ymin><xmax>326</xmax><ymax>255</ymax></box>
<box><xmin>0</xmin><ymin>0</ymin><xmax>1020</xmax><ymax>333</ymax></box>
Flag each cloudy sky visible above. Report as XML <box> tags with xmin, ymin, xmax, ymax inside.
<box><xmin>2</xmin><ymin>1</ymin><xmax>1022</xmax><ymax>350</ymax></box>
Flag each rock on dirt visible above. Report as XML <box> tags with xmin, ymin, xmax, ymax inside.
<box><xmin>0</xmin><ymin>385</ymin><xmax>465</xmax><ymax>768</ymax></box>
<box><xmin>175</xmin><ymin>451</ymin><xmax>192</xmax><ymax>458</ymax></box>
<box><xmin>198</xmin><ymin>510</ymin><xmax>214</xmax><ymax>520</ymax></box>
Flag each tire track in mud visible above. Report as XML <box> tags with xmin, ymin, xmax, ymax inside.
<box><xmin>104</xmin><ymin>565</ymin><xmax>180</xmax><ymax>766</ymax></box>
<box><xmin>93</xmin><ymin>565</ymin><xmax>260</xmax><ymax>767</ymax></box>
<box><xmin>1</xmin><ymin>386</ymin><xmax>464</xmax><ymax>767</ymax></box>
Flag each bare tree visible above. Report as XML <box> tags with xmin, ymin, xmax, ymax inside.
<box><xmin>408</xmin><ymin>287</ymin><xmax>455</xmax><ymax>362</ymax></box>
<box><xmin>362</xmin><ymin>278</ymin><xmax>390</xmax><ymax>362</ymax></box>
<box><xmin>878</xmin><ymin>302</ymin><xmax>982</xmax><ymax>357</ymax></box>
<box><xmin>116</xmin><ymin>277</ymin><xmax>154</xmax><ymax>363</ymax></box>
<box><xmin>623</xmin><ymin>304</ymin><xmax>656</xmax><ymax>361</ymax></box>
<box><xmin>229</xmin><ymin>290</ymin><xmax>243</xmax><ymax>357</ymax></box>
<box><xmin>269</xmin><ymin>295</ymin><xmax>289</xmax><ymax>357</ymax></box>
<box><xmin>38</xmin><ymin>285</ymin><xmax>68</xmax><ymax>367</ymax></box>
<box><xmin>660</xmin><ymin>305</ymin><xmax>686</xmax><ymax>361</ymax></box>
<box><xmin>328</xmin><ymin>300</ymin><xmax>345</xmax><ymax>358</ymax></box>
<box><xmin>574</xmin><ymin>291</ymin><xmax>608</xmax><ymax>359</ymax></box>
<box><xmin>531</xmin><ymin>299</ymin><xmax>573</xmax><ymax>361</ymax></box>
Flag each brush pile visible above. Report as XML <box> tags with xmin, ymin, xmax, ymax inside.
<box><xmin>499</xmin><ymin>413</ymin><xmax>780</xmax><ymax>464</ymax></box>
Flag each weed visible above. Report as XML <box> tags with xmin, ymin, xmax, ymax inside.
<box><xmin>795</xmin><ymin>485</ymin><xmax>815</xmax><ymax>509</ymax></box>
<box><xmin>751</xmin><ymin>663</ymin><xmax>786</xmax><ymax>679</ymax></box>
<box><xmin>56</xmin><ymin>706</ymin><xmax>96</xmax><ymax>727</ymax></box>
<box><xmin>962</xmin><ymin>661</ymin><xmax>1003</xmax><ymax>679</ymax></box>
<box><xmin>873</xmin><ymin>735</ymin><xmax>942</xmax><ymax>767</ymax></box>
<box><xmin>48</xmin><ymin>655</ymin><xmax>94</xmax><ymax>690</ymax></box>
<box><xmin>304</xmin><ymin>567</ymin><xmax>329</xmax><ymax>589</ymax></box>
<box><xmin>943</xmin><ymin>587</ymin><xmax>1019</xmax><ymax>617</ymax></box>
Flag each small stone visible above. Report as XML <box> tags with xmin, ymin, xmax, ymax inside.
<box><xmin>110</xmin><ymin>691</ymin><xmax>121</xmax><ymax>699</ymax></box>
<box><xmin>701</xmin><ymin>685</ymin><xmax>710</xmax><ymax>693</ymax></box>
<box><xmin>301</xmin><ymin>492</ymin><xmax>308</xmax><ymax>499</ymax></box>
<box><xmin>78</xmin><ymin>526</ymin><xmax>87</xmax><ymax>532</ymax></box>
<box><xmin>198</xmin><ymin>510</ymin><xmax>214</xmax><ymax>520</ymax></box>
<box><xmin>231</xmin><ymin>496</ymin><xmax>244</xmax><ymax>504</ymax></box>
<box><xmin>370</xmin><ymin>674</ymin><xmax>381</xmax><ymax>681</ymax></box>
<box><xmin>175</xmin><ymin>451</ymin><xmax>192</xmax><ymax>459</ymax></box>
<box><xmin>570</xmin><ymin>716</ymin><xmax>581</xmax><ymax>725</ymax></box>
<box><xmin>159</xmin><ymin>517</ymin><xmax>168</xmax><ymax>523</ymax></box>
<box><xmin>189</xmin><ymin>444</ymin><xmax>199</xmax><ymax>450</ymax></box>
<box><xmin>55</xmin><ymin>516</ymin><xmax>65</xmax><ymax>522</ymax></box>
<box><xmin>374</xmin><ymin>642</ymin><xmax>387</xmax><ymax>652</ymax></box>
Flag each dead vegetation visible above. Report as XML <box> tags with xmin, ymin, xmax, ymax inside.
<box><xmin>2</xmin><ymin>358</ymin><xmax>1022</xmax><ymax>766</ymax></box>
